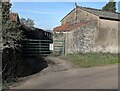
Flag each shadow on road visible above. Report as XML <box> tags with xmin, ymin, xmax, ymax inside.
<box><xmin>25</xmin><ymin>55</ymin><xmax>48</xmax><ymax>76</ymax></box>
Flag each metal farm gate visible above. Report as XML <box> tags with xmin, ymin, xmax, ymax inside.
<box><xmin>22</xmin><ymin>39</ymin><xmax>53</xmax><ymax>56</ymax></box>
<box><xmin>22</xmin><ymin>39</ymin><xmax>65</xmax><ymax>56</ymax></box>
<box><xmin>53</xmin><ymin>39</ymin><xmax>65</xmax><ymax>55</ymax></box>
<box><xmin>52</xmin><ymin>33</ymin><xmax>66</xmax><ymax>55</ymax></box>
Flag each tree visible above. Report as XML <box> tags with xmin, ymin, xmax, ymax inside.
<box><xmin>2</xmin><ymin>1</ymin><xmax>23</xmax><ymax>48</ymax></box>
<box><xmin>2</xmin><ymin>21</ymin><xmax>23</xmax><ymax>48</ymax></box>
<box><xmin>2</xmin><ymin>1</ymin><xmax>25</xmax><ymax>85</ymax></box>
<box><xmin>1</xmin><ymin>1</ymin><xmax>11</xmax><ymax>24</ymax></box>
<box><xmin>102</xmin><ymin>0</ymin><xmax>116</xmax><ymax>13</ymax></box>
<box><xmin>20</xmin><ymin>18</ymin><xmax>35</xmax><ymax>30</ymax></box>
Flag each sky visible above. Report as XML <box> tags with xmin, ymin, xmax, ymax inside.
<box><xmin>11</xmin><ymin>2</ymin><xmax>119</xmax><ymax>30</ymax></box>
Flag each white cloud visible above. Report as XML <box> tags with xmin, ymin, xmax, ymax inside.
<box><xmin>12</xmin><ymin>9</ymin><xmax>60</xmax><ymax>15</ymax></box>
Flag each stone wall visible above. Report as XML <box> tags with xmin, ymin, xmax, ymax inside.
<box><xmin>64</xmin><ymin>23</ymin><xmax>97</xmax><ymax>54</ymax></box>
<box><xmin>61</xmin><ymin>7</ymin><xmax>99</xmax><ymax>25</ymax></box>
<box><xmin>64</xmin><ymin>31</ymin><xmax>74</xmax><ymax>54</ymax></box>
<box><xmin>61</xmin><ymin>9</ymin><xmax>76</xmax><ymax>25</ymax></box>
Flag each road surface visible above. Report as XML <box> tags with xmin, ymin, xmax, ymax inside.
<box><xmin>11</xmin><ymin>57</ymin><xmax>118</xmax><ymax>89</ymax></box>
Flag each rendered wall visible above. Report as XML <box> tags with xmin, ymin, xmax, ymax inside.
<box><xmin>93</xmin><ymin>19</ymin><xmax>119</xmax><ymax>53</ymax></box>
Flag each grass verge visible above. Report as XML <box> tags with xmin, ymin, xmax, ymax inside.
<box><xmin>61</xmin><ymin>53</ymin><xmax>118</xmax><ymax>68</ymax></box>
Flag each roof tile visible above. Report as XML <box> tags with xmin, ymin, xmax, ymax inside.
<box><xmin>53</xmin><ymin>22</ymin><xmax>89</xmax><ymax>32</ymax></box>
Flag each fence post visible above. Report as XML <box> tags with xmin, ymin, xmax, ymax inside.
<box><xmin>62</xmin><ymin>38</ymin><xmax>65</xmax><ymax>55</ymax></box>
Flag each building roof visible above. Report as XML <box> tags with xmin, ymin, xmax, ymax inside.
<box><xmin>61</xmin><ymin>6</ymin><xmax>120</xmax><ymax>21</ymax></box>
<box><xmin>80</xmin><ymin>6</ymin><xmax>120</xmax><ymax>21</ymax></box>
<box><xmin>53</xmin><ymin>21</ymin><xmax>89</xmax><ymax>32</ymax></box>
<box><xmin>9</xmin><ymin>13</ymin><xmax>20</xmax><ymax>22</ymax></box>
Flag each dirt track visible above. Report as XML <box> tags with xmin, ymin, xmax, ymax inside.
<box><xmin>11</xmin><ymin>56</ymin><xmax>118</xmax><ymax>89</ymax></box>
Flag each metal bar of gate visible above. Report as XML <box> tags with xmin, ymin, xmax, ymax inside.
<box><xmin>22</xmin><ymin>39</ymin><xmax>53</xmax><ymax>56</ymax></box>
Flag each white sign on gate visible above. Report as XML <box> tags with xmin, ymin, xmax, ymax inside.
<box><xmin>49</xmin><ymin>43</ymin><xmax>53</xmax><ymax>51</ymax></box>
